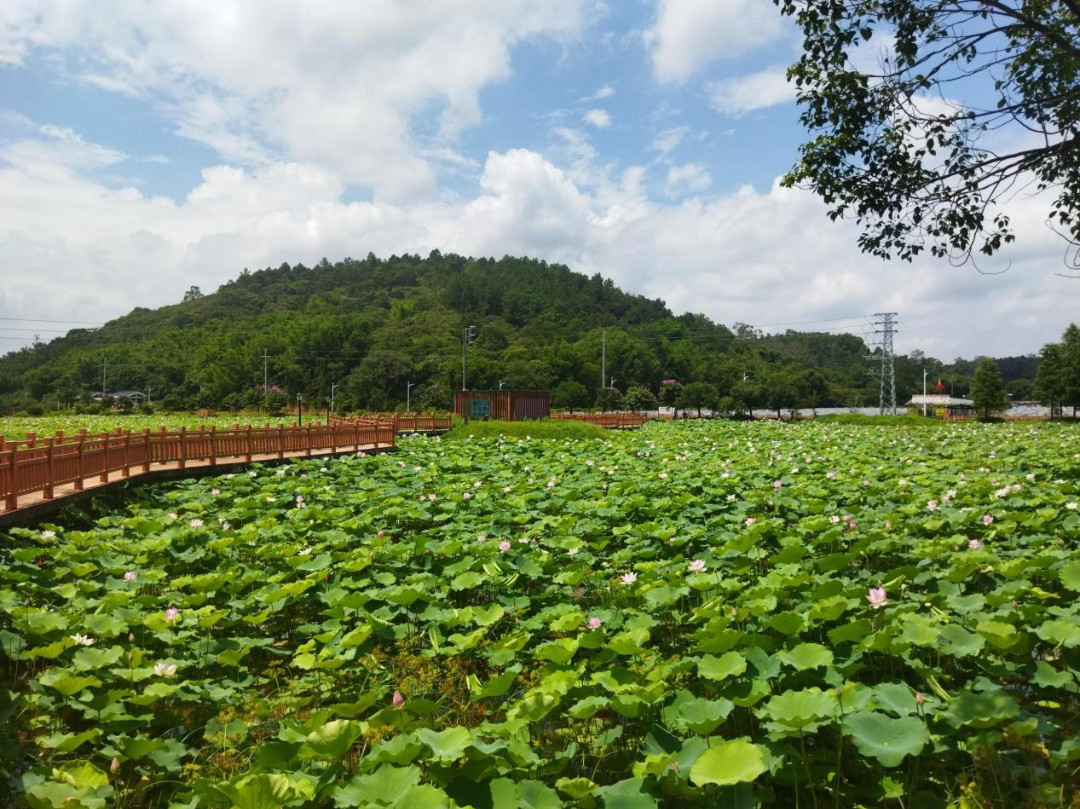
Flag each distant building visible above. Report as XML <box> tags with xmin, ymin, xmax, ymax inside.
<box><xmin>906</xmin><ymin>394</ymin><xmax>976</xmax><ymax>419</ymax></box>
<box><xmin>90</xmin><ymin>391</ymin><xmax>147</xmax><ymax>402</ymax></box>
<box><xmin>453</xmin><ymin>390</ymin><xmax>550</xmax><ymax>421</ymax></box>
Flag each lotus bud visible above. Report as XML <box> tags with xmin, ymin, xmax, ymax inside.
<box><xmin>392</xmin><ymin>690</ymin><xmax>404</xmax><ymax>710</ymax></box>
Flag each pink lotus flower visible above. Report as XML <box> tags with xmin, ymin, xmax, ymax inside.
<box><xmin>392</xmin><ymin>690</ymin><xmax>405</xmax><ymax>710</ymax></box>
<box><xmin>462</xmin><ymin>492</ymin><xmax>471</xmax><ymax>499</ymax></box>
<box><xmin>982</xmin><ymin>514</ymin><xmax>994</xmax><ymax>525</ymax></box>
<box><xmin>164</xmin><ymin>607</ymin><xmax>180</xmax><ymax>622</ymax></box>
<box><xmin>153</xmin><ymin>662</ymin><xmax>177</xmax><ymax>677</ymax></box>
<box><xmin>829</xmin><ymin>515</ymin><xmax>840</xmax><ymax>524</ymax></box>
<box><xmin>621</xmin><ymin>571</ymin><xmax>638</xmax><ymax>586</ymax></box>
<box><xmin>926</xmin><ymin>500</ymin><xmax>938</xmax><ymax>512</ymax></box>
<box><xmin>968</xmin><ymin>539</ymin><xmax>982</xmax><ymax>549</ymax></box>
<box><xmin>189</xmin><ymin>518</ymin><xmax>203</xmax><ymax>528</ymax></box>
<box><xmin>41</xmin><ymin>530</ymin><xmax>56</xmax><ymax>539</ymax></box>
<box><xmin>587</xmin><ymin>616</ymin><xmax>602</xmax><ymax>630</ymax></box>
<box><xmin>915</xmin><ymin>691</ymin><xmax>925</xmax><ymax>706</ymax></box>
<box><xmin>477</xmin><ymin>534</ymin><xmax>487</xmax><ymax>543</ymax></box>
<box><xmin>499</xmin><ymin>540</ymin><xmax>511</xmax><ymax>552</ymax></box>
<box><xmin>867</xmin><ymin>587</ymin><xmax>887</xmax><ymax>609</ymax></box>
<box><xmin>124</xmin><ymin>571</ymin><xmax>137</xmax><ymax>582</ymax></box>
<box><xmin>745</xmin><ymin>517</ymin><xmax>756</xmax><ymax>526</ymax></box>
<box><xmin>689</xmin><ymin>559</ymin><xmax>707</xmax><ymax>573</ymax></box>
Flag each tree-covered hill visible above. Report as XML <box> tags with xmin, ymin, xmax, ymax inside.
<box><xmin>0</xmin><ymin>253</ymin><xmax>1032</xmax><ymax>414</ymax></box>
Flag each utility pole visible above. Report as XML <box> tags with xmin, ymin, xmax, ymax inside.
<box><xmin>867</xmin><ymin>313</ymin><xmax>898</xmax><ymax>415</ymax></box>
<box><xmin>601</xmin><ymin>329</ymin><xmax>606</xmax><ymax>391</ymax></box>
<box><xmin>462</xmin><ymin>325</ymin><xmax>476</xmax><ymax>423</ymax></box>
<box><xmin>406</xmin><ymin>381</ymin><xmax>415</xmax><ymax>413</ymax></box>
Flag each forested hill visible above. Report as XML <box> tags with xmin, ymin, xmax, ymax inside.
<box><xmin>0</xmin><ymin>253</ymin><xmax>1027</xmax><ymax>414</ymax></box>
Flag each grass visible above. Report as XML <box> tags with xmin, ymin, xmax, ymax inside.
<box><xmin>443</xmin><ymin>418</ymin><xmax>608</xmax><ymax>440</ymax></box>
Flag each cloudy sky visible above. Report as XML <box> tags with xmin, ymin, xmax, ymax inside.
<box><xmin>0</xmin><ymin>0</ymin><xmax>1075</xmax><ymax>361</ymax></box>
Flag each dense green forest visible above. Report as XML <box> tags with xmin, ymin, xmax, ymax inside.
<box><xmin>0</xmin><ymin>253</ymin><xmax>1041</xmax><ymax>415</ymax></box>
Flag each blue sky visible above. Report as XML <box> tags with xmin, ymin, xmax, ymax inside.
<box><xmin>0</xmin><ymin>0</ymin><xmax>1075</xmax><ymax>361</ymax></box>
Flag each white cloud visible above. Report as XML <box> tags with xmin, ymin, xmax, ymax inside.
<box><xmin>584</xmin><ymin>109</ymin><xmax>612</xmax><ymax>128</ymax></box>
<box><xmin>581</xmin><ymin>84</ymin><xmax>615</xmax><ymax>102</ymax></box>
<box><xmin>1</xmin><ymin>125</ymin><xmax>127</xmax><ymax>175</ymax></box>
<box><xmin>651</xmin><ymin>126</ymin><xmax>689</xmax><ymax>155</ymax></box>
<box><xmin>645</xmin><ymin>0</ymin><xmax>786</xmax><ymax>83</ymax></box>
<box><xmin>1</xmin><ymin>1</ymin><xmax>599</xmax><ymax>201</ymax></box>
<box><xmin>665</xmin><ymin>163</ymin><xmax>711</xmax><ymax>195</ymax></box>
<box><xmin>706</xmin><ymin>66</ymin><xmax>796</xmax><ymax>116</ymax></box>
<box><xmin>0</xmin><ymin>131</ymin><xmax>1073</xmax><ymax>360</ymax></box>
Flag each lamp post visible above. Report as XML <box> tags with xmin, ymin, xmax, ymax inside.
<box><xmin>922</xmin><ymin>369</ymin><xmax>927</xmax><ymax>417</ymax></box>
<box><xmin>407</xmin><ymin>381</ymin><xmax>415</xmax><ymax>413</ymax></box>
<box><xmin>329</xmin><ymin>382</ymin><xmax>338</xmax><ymax>417</ymax></box>
<box><xmin>297</xmin><ymin>393</ymin><xmax>302</xmax><ymax>427</ymax></box>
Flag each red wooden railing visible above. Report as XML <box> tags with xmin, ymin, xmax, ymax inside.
<box><xmin>551</xmin><ymin>412</ymin><xmax>647</xmax><ymax>429</ymax></box>
<box><xmin>0</xmin><ymin>418</ymin><xmax>397</xmax><ymax>512</ymax></box>
<box><xmin>332</xmin><ymin>413</ymin><xmax>452</xmax><ymax>433</ymax></box>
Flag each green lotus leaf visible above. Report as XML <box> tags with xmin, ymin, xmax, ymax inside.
<box><xmin>936</xmin><ymin>624</ymin><xmax>985</xmax><ymax>657</ymax></box>
<box><xmin>416</xmin><ymin>726</ymin><xmax>473</xmax><ymax>762</ymax></box>
<box><xmin>1037</xmin><ymin>619</ymin><xmax>1080</xmax><ymax>648</ymax></box>
<box><xmin>469</xmin><ymin>668</ymin><xmax>519</xmax><ymax>699</ymax></box>
<box><xmin>872</xmin><ymin>682</ymin><xmax>920</xmax><ymax>716</ymax></box>
<box><xmin>333</xmin><ymin>765</ymin><xmax>420</xmax><ymax>807</ymax></box>
<box><xmin>71</xmin><ymin>645</ymin><xmax>124</xmax><ymax>671</ymax></box>
<box><xmin>38</xmin><ymin>669</ymin><xmax>101</xmax><ymax>697</ymax></box>
<box><xmin>303</xmin><ymin>719</ymin><xmax>364</xmax><ymax>758</ymax></box>
<box><xmin>777</xmin><ymin>642</ymin><xmax>834</xmax><ymax>671</ymax></box>
<box><xmin>568</xmin><ymin>695</ymin><xmax>609</xmax><ymax>719</ymax></box>
<box><xmin>490</xmin><ymin>778</ymin><xmax>563</xmax><ymax>809</ymax></box>
<box><xmin>689</xmin><ymin>739</ymin><xmax>768</xmax><ymax>787</ymax></box>
<box><xmin>759</xmin><ymin>687</ymin><xmax>837</xmax><ymax>733</ymax></box>
<box><xmin>534</xmin><ymin>637</ymin><xmax>579</xmax><ymax>666</ymax></box>
<box><xmin>556</xmin><ymin>776</ymin><xmax>599</xmax><ymax>799</ymax></box>
<box><xmin>844</xmin><ymin>712</ymin><xmax>929</xmax><ymax>767</ymax></box>
<box><xmin>1058</xmin><ymin>557</ymin><xmax>1080</xmax><ymax>591</ymax></box>
<box><xmin>697</xmin><ymin>651</ymin><xmax>747</xmax><ymax>681</ymax></box>
<box><xmin>945</xmin><ymin>689</ymin><xmax>1020</xmax><ymax>728</ymax></box>
<box><xmin>214</xmin><ymin>772</ymin><xmax>316</xmax><ymax>809</ymax></box>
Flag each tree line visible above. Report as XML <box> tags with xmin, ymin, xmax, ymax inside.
<box><xmin>0</xmin><ymin>253</ymin><xmax>1046</xmax><ymax>416</ymax></box>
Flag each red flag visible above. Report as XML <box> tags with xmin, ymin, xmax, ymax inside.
<box><xmin>935</xmin><ymin>379</ymin><xmax>945</xmax><ymax>392</ymax></box>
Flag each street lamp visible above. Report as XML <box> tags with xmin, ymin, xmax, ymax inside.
<box><xmin>407</xmin><ymin>381</ymin><xmax>415</xmax><ymax>413</ymax></box>
<box><xmin>329</xmin><ymin>382</ymin><xmax>338</xmax><ymax>416</ymax></box>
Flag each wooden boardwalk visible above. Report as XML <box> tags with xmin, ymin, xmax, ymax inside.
<box><xmin>0</xmin><ymin>419</ymin><xmax>400</xmax><ymax>527</ymax></box>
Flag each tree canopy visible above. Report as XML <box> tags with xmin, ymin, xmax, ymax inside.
<box><xmin>778</xmin><ymin>0</ymin><xmax>1080</xmax><ymax>265</ymax></box>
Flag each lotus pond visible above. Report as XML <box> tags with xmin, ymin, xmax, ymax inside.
<box><xmin>3</xmin><ymin>420</ymin><xmax>1080</xmax><ymax>808</ymax></box>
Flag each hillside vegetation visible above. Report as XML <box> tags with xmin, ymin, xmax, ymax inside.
<box><xmin>0</xmin><ymin>253</ymin><xmax>1035</xmax><ymax>414</ymax></box>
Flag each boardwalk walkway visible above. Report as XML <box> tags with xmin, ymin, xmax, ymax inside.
<box><xmin>0</xmin><ymin>419</ymin><xmax>395</xmax><ymax>526</ymax></box>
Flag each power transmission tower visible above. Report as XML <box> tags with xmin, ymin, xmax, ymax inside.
<box><xmin>867</xmin><ymin>312</ymin><xmax>898</xmax><ymax>414</ymax></box>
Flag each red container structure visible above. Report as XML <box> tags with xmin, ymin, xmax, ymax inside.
<box><xmin>453</xmin><ymin>390</ymin><xmax>550</xmax><ymax>421</ymax></box>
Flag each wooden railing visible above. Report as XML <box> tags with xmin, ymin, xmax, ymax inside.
<box><xmin>0</xmin><ymin>419</ymin><xmax>396</xmax><ymax>512</ymax></box>
<box><xmin>551</xmin><ymin>412</ymin><xmax>648</xmax><ymax>429</ymax></box>
<box><xmin>332</xmin><ymin>413</ymin><xmax>453</xmax><ymax>433</ymax></box>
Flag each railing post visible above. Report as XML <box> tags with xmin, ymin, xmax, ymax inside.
<box><xmin>354</xmin><ymin>421</ymin><xmax>360</xmax><ymax>451</ymax></box>
<box><xmin>44</xmin><ymin>438</ymin><xmax>55</xmax><ymax>499</ymax></box>
<box><xmin>99</xmin><ymin>432</ymin><xmax>109</xmax><ymax>483</ymax></box>
<box><xmin>75</xmin><ymin>434</ymin><xmax>85</xmax><ymax>491</ymax></box>
<box><xmin>330</xmin><ymin>421</ymin><xmax>337</xmax><ymax>453</ymax></box>
<box><xmin>27</xmin><ymin>432</ymin><xmax>36</xmax><ymax>449</ymax></box>
<box><xmin>122</xmin><ymin>431</ymin><xmax>132</xmax><ymax>478</ymax></box>
<box><xmin>142</xmin><ymin>429</ymin><xmax>151</xmax><ymax>472</ymax></box>
<box><xmin>277</xmin><ymin>424</ymin><xmax>285</xmax><ymax>459</ymax></box>
<box><xmin>306</xmin><ymin>424</ymin><xmax>313</xmax><ymax>457</ymax></box>
<box><xmin>209</xmin><ymin>426</ymin><xmax>217</xmax><ymax>466</ymax></box>
<box><xmin>179</xmin><ymin>427</ymin><xmax>187</xmax><ymax>470</ymax></box>
<box><xmin>245</xmin><ymin>425</ymin><xmax>253</xmax><ymax>462</ymax></box>
<box><xmin>5</xmin><ymin>448</ymin><xmax>16</xmax><ymax>510</ymax></box>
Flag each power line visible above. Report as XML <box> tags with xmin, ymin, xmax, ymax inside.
<box><xmin>0</xmin><ymin>317</ymin><xmax>102</xmax><ymax>325</ymax></box>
